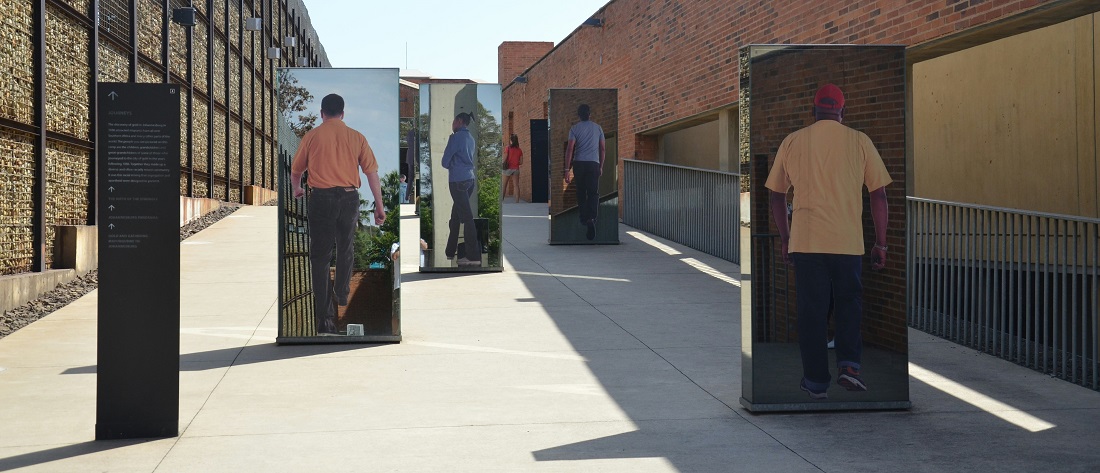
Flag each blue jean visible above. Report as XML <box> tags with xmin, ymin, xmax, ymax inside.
<box><xmin>445</xmin><ymin>179</ymin><xmax>478</xmax><ymax>259</ymax></box>
<box><xmin>307</xmin><ymin>187</ymin><xmax>360</xmax><ymax>334</ymax></box>
<box><xmin>790</xmin><ymin>253</ymin><xmax>863</xmax><ymax>390</ymax></box>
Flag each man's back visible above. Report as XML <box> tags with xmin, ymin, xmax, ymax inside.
<box><xmin>568</xmin><ymin>121</ymin><xmax>603</xmax><ymax>162</ymax></box>
<box><xmin>292</xmin><ymin>120</ymin><xmax>376</xmax><ymax>189</ymax></box>
<box><xmin>765</xmin><ymin>120</ymin><xmax>891</xmax><ymax>255</ymax></box>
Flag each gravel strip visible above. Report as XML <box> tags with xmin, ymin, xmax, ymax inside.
<box><xmin>0</xmin><ymin>270</ymin><xmax>99</xmax><ymax>339</ymax></box>
<box><xmin>1</xmin><ymin>204</ymin><xmax>246</xmax><ymax>340</ymax></box>
<box><xmin>180</xmin><ymin>203</ymin><xmax>242</xmax><ymax>241</ymax></box>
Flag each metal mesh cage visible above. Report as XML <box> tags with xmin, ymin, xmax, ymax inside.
<box><xmin>137</xmin><ymin>62</ymin><xmax>160</xmax><ymax>83</ymax></box>
<box><xmin>98</xmin><ymin>0</ymin><xmax>129</xmax><ymax>41</ymax></box>
<box><xmin>45</xmin><ymin>5</ymin><xmax>91</xmax><ymax>140</ymax></box>
<box><xmin>0</xmin><ymin>0</ymin><xmax>36</xmax><ymax>125</ymax></box>
<box><xmin>45</xmin><ymin>139</ymin><xmax>90</xmax><ymax>267</ymax></box>
<box><xmin>98</xmin><ymin>37</ymin><xmax>129</xmax><ymax>83</ymax></box>
<box><xmin>58</xmin><ymin>0</ymin><xmax>90</xmax><ymax>16</ymax></box>
<box><xmin>193</xmin><ymin>99</ymin><xmax>209</xmax><ymax>173</ymax></box>
<box><xmin>212</xmin><ymin>36</ymin><xmax>226</xmax><ymax>105</ymax></box>
<box><xmin>213</xmin><ymin>107</ymin><xmax>227</xmax><ymax>178</ymax></box>
<box><xmin>137</xmin><ymin>0</ymin><xmax>162</xmax><ymax>63</ymax></box>
<box><xmin>193</xmin><ymin>19</ymin><xmax>208</xmax><ymax>93</ymax></box>
<box><xmin>0</xmin><ymin>129</ymin><xmax>36</xmax><ymax>275</ymax></box>
<box><xmin>229</xmin><ymin>118</ymin><xmax>240</xmax><ymax>180</ymax></box>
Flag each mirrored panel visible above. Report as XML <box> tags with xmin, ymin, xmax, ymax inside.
<box><xmin>417</xmin><ymin>83</ymin><xmax>504</xmax><ymax>272</ymax></box>
<box><xmin>548</xmin><ymin>89</ymin><xmax>619</xmax><ymax>244</ymax></box>
<box><xmin>738</xmin><ymin>46</ymin><xmax>909</xmax><ymax>410</ymax></box>
<box><xmin>277</xmin><ymin>68</ymin><xmax>402</xmax><ymax>343</ymax></box>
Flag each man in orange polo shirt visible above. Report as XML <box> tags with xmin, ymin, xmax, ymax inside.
<box><xmin>766</xmin><ymin>84</ymin><xmax>891</xmax><ymax>399</ymax></box>
<box><xmin>291</xmin><ymin>94</ymin><xmax>385</xmax><ymax>336</ymax></box>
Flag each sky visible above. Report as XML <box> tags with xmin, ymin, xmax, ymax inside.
<box><xmin>305</xmin><ymin>0</ymin><xmax>610</xmax><ymax>83</ymax></box>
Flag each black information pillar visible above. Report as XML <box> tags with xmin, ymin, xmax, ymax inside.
<box><xmin>96</xmin><ymin>83</ymin><xmax>182</xmax><ymax>439</ymax></box>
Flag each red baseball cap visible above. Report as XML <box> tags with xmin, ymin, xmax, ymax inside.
<box><xmin>814</xmin><ymin>84</ymin><xmax>845</xmax><ymax>110</ymax></box>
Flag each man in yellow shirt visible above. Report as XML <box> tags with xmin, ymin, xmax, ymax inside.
<box><xmin>291</xmin><ymin>94</ymin><xmax>385</xmax><ymax>336</ymax></box>
<box><xmin>765</xmin><ymin>84</ymin><xmax>891</xmax><ymax>399</ymax></box>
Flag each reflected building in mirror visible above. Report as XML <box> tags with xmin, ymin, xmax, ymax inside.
<box><xmin>738</xmin><ymin>45</ymin><xmax>910</xmax><ymax>411</ymax></box>
<box><xmin>548</xmin><ymin>89</ymin><xmax>619</xmax><ymax>244</ymax></box>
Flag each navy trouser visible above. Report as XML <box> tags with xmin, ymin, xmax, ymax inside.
<box><xmin>308</xmin><ymin>187</ymin><xmax>359</xmax><ymax>334</ymax></box>
<box><xmin>573</xmin><ymin>161</ymin><xmax>600</xmax><ymax>225</ymax></box>
<box><xmin>790</xmin><ymin>253</ymin><xmax>863</xmax><ymax>390</ymax></box>
<box><xmin>445</xmin><ymin>179</ymin><xmax>478</xmax><ymax>259</ymax></box>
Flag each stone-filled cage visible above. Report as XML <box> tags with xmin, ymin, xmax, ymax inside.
<box><xmin>0</xmin><ymin>0</ymin><xmax>331</xmax><ymax>276</ymax></box>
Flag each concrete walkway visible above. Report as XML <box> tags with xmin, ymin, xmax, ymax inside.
<box><xmin>0</xmin><ymin>202</ymin><xmax>1098</xmax><ymax>472</ymax></box>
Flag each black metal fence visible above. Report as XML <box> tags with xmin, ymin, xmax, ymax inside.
<box><xmin>908</xmin><ymin>197</ymin><xmax>1099</xmax><ymax>391</ymax></box>
<box><xmin>622</xmin><ymin>159</ymin><xmax>741</xmax><ymax>263</ymax></box>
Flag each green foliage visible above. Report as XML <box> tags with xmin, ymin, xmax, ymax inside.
<box><xmin>474</xmin><ymin>100</ymin><xmax>503</xmax><ymax>258</ymax></box>
<box><xmin>419</xmin><ymin>199</ymin><xmax>433</xmax><ymax>248</ymax></box>
<box><xmin>354</xmin><ymin>226</ymin><xmax>399</xmax><ymax>271</ymax></box>
<box><xmin>352</xmin><ymin>170</ymin><xmax>403</xmax><ymax>270</ymax></box>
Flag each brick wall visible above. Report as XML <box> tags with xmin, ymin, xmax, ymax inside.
<box><xmin>746</xmin><ymin>46</ymin><xmax>908</xmax><ymax>352</ymax></box>
<box><xmin>399</xmin><ymin>82</ymin><xmax>417</xmax><ymax>118</ymax></box>
<box><xmin>501</xmin><ymin>0</ymin><xmax>1098</xmax><ymax>202</ymax></box>
<box><xmin>498</xmin><ymin>42</ymin><xmax>554</xmax><ymax>88</ymax></box>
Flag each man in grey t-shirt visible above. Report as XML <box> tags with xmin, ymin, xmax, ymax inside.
<box><xmin>564</xmin><ymin>104</ymin><xmax>606</xmax><ymax>240</ymax></box>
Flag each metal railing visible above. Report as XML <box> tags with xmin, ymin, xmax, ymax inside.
<box><xmin>908</xmin><ymin>197</ymin><xmax>1099</xmax><ymax>390</ymax></box>
<box><xmin>622</xmin><ymin>159</ymin><xmax>741</xmax><ymax>263</ymax></box>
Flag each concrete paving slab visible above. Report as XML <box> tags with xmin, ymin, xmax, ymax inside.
<box><xmin>179</xmin><ymin>282</ymin><xmax>277</xmax><ymax>318</ymax></box>
<box><xmin>32</xmin><ymin>290</ymin><xmax>98</xmax><ymax>322</ymax></box>
<box><xmin>554</xmin><ymin>273</ymin><xmax>737</xmax><ymax>306</ymax></box>
<box><xmin>3</xmin><ymin>201</ymin><xmax>1100</xmax><ymax>472</ymax></box>
<box><xmin>181</xmin><ymin>347</ymin><xmax>733</xmax><ymax>438</ymax></box>
<box><xmin>0</xmin><ymin>439</ymin><xmax>174</xmax><ymax>473</ymax></box>
<box><xmin>654</xmin><ymin>346</ymin><xmax>741</xmax><ymax>408</ymax></box>
<box><xmin>157</xmin><ymin>419</ymin><xmax>815</xmax><ymax>473</ymax></box>
<box><xmin>747</xmin><ymin>408</ymin><xmax>1100</xmax><ymax>473</ymax></box>
<box><xmin>404</xmin><ymin>305</ymin><xmax>647</xmax><ymax>352</ymax></box>
<box><xmin>0</xmin><ymin>317</ymin><xmax>97</xmax><ymax>369</ymax></box>
<box><xmin>0</xmin><ymin>366</ymin><xmax>98</xmax><ymax>447</ymax></box>
<box><xmin>595</xmin><ymin>302</ymin><xmax>740</xmax><ymax>349</ymax></box>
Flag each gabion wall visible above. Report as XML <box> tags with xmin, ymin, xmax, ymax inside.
<box><xmin>0</xmin><ymin>0</ymin><xmax>331</xmax><ymax>276</ymax></box>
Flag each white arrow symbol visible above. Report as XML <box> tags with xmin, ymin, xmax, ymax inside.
<box><xmin>108</xmin><ymin>186</ymin><xmax>115</xmax><ymax>192</ymax></box>
<box><xmin>108</xmin><ymin>91</ymin><xmax>118</xmax><ymax>100</ymax></box>
<box><xmin>108</xmin><ymin>205</ymin><xmax>115</xmax><ymax>211</ymax></box>
<box><xmin>108</xmin><ymin>224</ymin><xmax>115</xmax><ymax>229</ymax></box>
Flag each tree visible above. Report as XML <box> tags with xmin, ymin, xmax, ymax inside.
<box><xmin>473</xmin><ymin>101</ymin><xmax>503</xmax><ymax>262</ymax></box>
<box><xmin>277</xmin><ymin>71</ymin><xmax>317</xmax><ymax>139</ymax></box>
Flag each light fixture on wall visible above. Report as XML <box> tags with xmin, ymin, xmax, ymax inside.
<box><xmin>284</xmin><ymin>36</ymin><xmax>297</xmax><ymax>47</ymax></box>
<box><xmin>267</xmin><ymin>47</ymin><xmax>281</xmax><ymax>60</ymax></box>
<box><xmin>513</xmin><ymin>75</ymin><xmax>528</xmax><ymax>84</ymax></box>
<box><xmin>244</xmin><ymin>18</ymin><xmax>261</xmax><ymax>31</ymax></box>
<box><xmin>582</xmin><ymin>17</ymin><xmax>604</xmax><ymax>27</ymax></box>
<box><xmin>171</xmin><ymin>7</ymin><xmax>196</xmax><ymax>27</ymax></box>
<box><xmin>296</xmin><ymin>57</ymin><xmax>308</xmax><ymax>67</ymax></box>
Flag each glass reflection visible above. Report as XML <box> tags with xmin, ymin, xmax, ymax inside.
<box><xmin>738</xmin><ymin>46</ymin><xmax>910</xmax><ymax>410</ymax></box>
<box><xmin>418</xmin><ymin>83</ymin><xmax>504</xmax><ymax>272</ymax></box>
<box><xmin>276</xmin><ymin>68</ymin><xmax>402</xmax><ymax>343</ymax></box>
<box><xmin>548</xmin><ymin>89</ymin><xmax>619</xmax><ymax>244</ymax></box>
